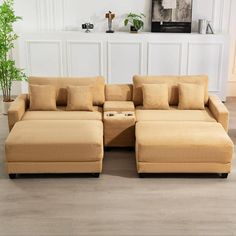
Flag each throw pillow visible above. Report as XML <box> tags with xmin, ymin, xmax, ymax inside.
<box><xmin>29</xmin><ymin>84</ymin><xmax>57</xmax><ymax>111</ymax></box>
<box><xmin>178</xmin><ymin>83</ymin><xmax>205</xmax><ymax>110</ymax></box>
<box><xmin>66</xmin><ymin>85</ymin><xmax>93</xmax><ymax>111</ymax></box>
<box><xmin>142</xmin><ymin>83</ymin><xmax>169</xmax><ymax>110</ymax></box>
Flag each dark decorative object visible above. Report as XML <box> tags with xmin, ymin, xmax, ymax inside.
<box><xmin>151</xmin><ymin>0</ymin><xmax>192</xmax><ymax>33</ymax></box>
<box><xmin>82</xmin><ymin>23</ymin><xmax>94</xmax><ymax>33</ymax></box>
<box><xmin>207</xmin><ymin>21</ymin><xmax>214</xmax><ymax>34</ymax></box>
<box><xmin>105</xmin><ymin>11</ymin><xmax>115</xmax><ymax>33</ymax></box>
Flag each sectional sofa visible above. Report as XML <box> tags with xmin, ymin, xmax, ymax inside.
<box><xmin>5</xmin><ymin>75</ymin><xmax>234</xmax><ymax>179</ymax></box>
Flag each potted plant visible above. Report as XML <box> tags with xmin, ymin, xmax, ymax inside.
<box><xmin>0</xmin><ymin>0</ymin><xmax>26</xmax><ymax>115</ymax></box>
<box><xmin>124</xmin><ymin>13</ymin><xmax>146</xmax><ymax>33</ymax></box>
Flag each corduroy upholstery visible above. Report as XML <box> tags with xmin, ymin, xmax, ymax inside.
<box><xmin>133</xmin><ymin>75</ymin><xmax>209</xmax><ymax>106</ymax></box>
<box><xmin>103</xmin><ymin>101</ymin><xmax>135</xmax><ymax>112</ymax></box>
<box><xmin>5</xmin><ymin>75</ymin><xmax>233</xmax><ymax>177</ymax></box>
<box><xmin>105</xmin><ymin>84</ymin><xmax>133</xmax><ymax>101</ymax></box>
<box><xmin>136</xmin><ymin>122</ymin><xmax>234</xmax><ymax>174</ymax></box>
<box><xmin>22</xmin><ymin>106</ymin><xmax>102</xmax><ymax>121</ymax></box>
<box><xmin>5</xmin><ymin>120</ymin><xmax>104</xmax><ymax>174</ymax></box>
<box><xmin>29</xmin><ymin>76</ymin><xmax>105</xmax><ymax>106</ymax></box>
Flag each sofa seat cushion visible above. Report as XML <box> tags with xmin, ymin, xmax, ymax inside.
<box><xmin>135</xmin><ymin>106</ymin><xmax>216</xmax><ymax>122</ymax></box>
<box><xmin>136</xmin><ymin>121</ymin><xmax>234</xmax><ymax>164</ymax></box>
<box><xmin>5</xmin><ymin>120</ymin><xmax>103</xmax><ymax>162</ymax></box>
<box><xmin>22</xmin><ymin>106</ymin><xmax>102</xmax><ymax>121</ymax></box>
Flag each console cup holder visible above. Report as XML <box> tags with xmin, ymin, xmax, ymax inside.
<box><xmin>106</xmin><ymin>112</ymin><xmax>134</xmax><ymax>117</ymax></box>
<box><xmin>125</xmin><ymin>113</ymin><xmax>133</xmax><ymax>117</ymax></box>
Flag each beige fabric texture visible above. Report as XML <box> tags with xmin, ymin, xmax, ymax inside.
<box><xmin>133</xmin><ymin>75</ymin><xmax>209</xmax><ymax>106</ymax></box>
<box><xmin>28</xmin><ymin>76</ymin><xmax>105</xmax><ymax>106</ymax></box>
<box><xmin>137</xmin><ymin>163</ymin><xmax>231</xmax><ymax>174</ymax></box>
<box><xmin>66</xmin><ymin>85</ymin><xmax>93</xmax><ymax>111</ymax></box>
<box><xmin>22</xmin><ymin>106</ymin><xmax>102</xmax><ymax>121</ymax></box>
<box><xmin>29</xmin><ymin>85</ymin><xmax>57</xmax><ymax>111</ymax></box>
<box><xmin>105</xmin><ymin>84</ymin><xmax>133</xmax><ymax>101</ymax></box>
<box><xmin>136</xmin><ymin>122</ymin><xmax>234</xmax><ymax>166</ymax></box>
<box><xmin>5</xmin><ymin>120</ymin><xmax>104</xmax><ymax>163</ymax></box>
<box><xmin>104</xmin><ymin>112</ymin><xmax>136</xmax><ymax>147</ymax></box>
<box><xmin>178</xmin><ymin>83</ymin><xmax>205</xmax><ymax>110</ymax></box>
<box><xmin>142</xmin><ymin>83</ymin><xmax>170</xmax><ymax>110</ymax></box>
<box><xmin>103</xmin><ymin>101</ymin><xmax>135</xmax><ymax>112</ymax></box>
<box><xmin>135</xmin><ymin>106</ymin><xmax>216</xmax><ymax>122</ymax></box>
<box><xmin>6</xmin><ymin>161</ymin><xmax>102</xmax><ymax>174</ymax></box>
<box><xmin>208</xmin><ymin>95</ymin><xmax>229</xmax><ymax>132</ymax></box>
<box><xmin>8</xmin><ymin>94</ymin><xmax>28</xmax><ymax>131</ymax></box>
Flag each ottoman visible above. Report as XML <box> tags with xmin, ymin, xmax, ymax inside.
<box><xmin>136</xmin><ymin>121</ymin><xmax>234</xmax><ymax>178</ymax></box>
<box><xmin>5</xmin><ymin>120</ymin><xmax>104</xmax><ymax>178</ymax></box>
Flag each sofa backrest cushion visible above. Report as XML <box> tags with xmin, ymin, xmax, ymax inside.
<box><xmin>133</xmin><ymin>75</ymin><xmax>209</xmax><ymax>106</ymax></box>
<box><xmin>28</xmin><ymin>76</ymin><xmax>105</xmax><ymax>106</ymax></box>
<box><xmin>105</xmin><ymin>84</ymin><xmax>133</xmax><ymax>101</ymax></box>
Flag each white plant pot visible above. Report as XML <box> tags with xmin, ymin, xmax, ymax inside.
<box><xmin>2</xmin><ymin>101</ymin><xmax>14</xmax><ymax>115</ymax></box>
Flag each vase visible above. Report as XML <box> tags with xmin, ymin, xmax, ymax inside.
<box><xmin>2</xmin><ymin>100</ymin><xmax>14</xmax><ymax>115</ymax></box>
<box><xmin>130</xmin><ymin>26</ymin><xmax>138</xmax><ymax>33</ymax></box>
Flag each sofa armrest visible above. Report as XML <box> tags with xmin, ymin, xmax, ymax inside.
<box><xmin>103</xmin><ymin>101</ymin><xmax>135</xmax><ymax>112</ymax></box>
<box><xmin>208</xmin><ymin>95</ymin><xmax>229</xmax><ymax>132</ymax></box>
<box><xmin>8</xmin><ymin>94</ymin><xmax>28</xmax><ymax>131</ymax></box>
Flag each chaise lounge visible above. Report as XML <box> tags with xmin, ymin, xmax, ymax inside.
<box><xmin>133</xmin><ymin>75</ymin><xmax>234</xmax><ymax>178</ymax></box>
<box><xmin>5</xmin><ymin>76</ymin><xmax>105</xmax><ymax>178</ymax></box>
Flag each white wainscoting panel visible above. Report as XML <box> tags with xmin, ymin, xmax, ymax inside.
<box><xmin>147</xmin><ymin>42</ymin><xmax>182</xmax><ymax>75</ymax></box>
<box><xmin>18</xmin><ymin>33</ymin><xmax>230</xmax><ymax>100</ymax></box>
<box><xmin>234</xmin><ymin>42</ymin><xmax>236</xmax><ymax>74</ymax></box>
<box><xmin>26</xmin><ymin>41</ymin><xmax>63</xmax><ymax>76</ymax></box>
<box><xmin>187</xmin><ymin>42</ymin><xmax>223</xmax><ymax>92</ymax></box>
<box><xmin>67</xmin><ymin>41</ymin><xmax>103</xmax><ymax>77</ymax></box>
<box><xmin>108</xmin><ymin>42</ymin><xmax>143</xmax><ymax>84</ymax></box>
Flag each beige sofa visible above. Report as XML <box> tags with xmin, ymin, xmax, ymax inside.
<box><xmin>5</xmin><ymin>76</ymin><xmax>105</xmax><ymax>178</ymax></box>
<box><xmin>133</xmin><ymin>75</ymin><xmax>234</xmax><ymax>178</ymax></box>
<box><xmin>5</xmin><ymin>75</ymin><xmax>234</xmax><ymax>179</ymax></box>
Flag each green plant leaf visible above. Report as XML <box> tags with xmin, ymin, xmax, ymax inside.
<box><xmin>0</xmin><ymin>0</ymin><xmax>26</xmax><ymax>101</ymax></box>
<box><xmin>124</xmin><ymin>19</ymin><xmax>129</xmax><ymax>26</ymax></box>
<box><xmin>123</xmin><ymin>12</ymin><xmax>145</xmax><ymax>31</ymax></box>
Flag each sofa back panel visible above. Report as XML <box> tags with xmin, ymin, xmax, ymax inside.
<box><xmin>28</xmin><ymin>76</ymin><xmax>105</xmax><ymax>106</ymax></box>
<box><xmin>133</xmin><ymin>75</ymin><xmax>209</xmax><ymax>106</ymax></box>
<box><xmin>105</xmin><ymin>84</ymin><xmax>133</xmax><ymax>101</ymax></box>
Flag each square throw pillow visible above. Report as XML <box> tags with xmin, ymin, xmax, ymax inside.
<box><xmin>29</xmin><ymin>84</ymin><xmax>57</xmax><ymax>111</ymax></box>
<box><xmin>66</xmin><ymin>85</ymin><xmax>93</xmax><ymax>111</ymax></box>
<box><xmin>178</xmin><ymin>83</ymin><xmax>205</xmax><ymax>110</ymax></box>
<box><xmin>142</xmin><ymin>83</ymin><xmax>169</xmax><ymax>110</ymax></box>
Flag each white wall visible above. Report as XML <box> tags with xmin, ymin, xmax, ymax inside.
<box><xmin>0</xmin><ymin>0</ymin><xmax>235</xmax><ymax>96</ymax></box>
<box><xmin>227</xmin><ymin>0</ymin><xmax>236</xmax><ymax>96</ymax></box>
<box><xmin>11</xmin><ymin>0</ymin><xmax>234</xmax><ymax>34</ymax></box>
<box><xmin>18</xmin><ymin>32</ymin><xmax>229</xmax><ymax>100</ymax></box>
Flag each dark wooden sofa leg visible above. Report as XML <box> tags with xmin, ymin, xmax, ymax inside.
<box><xmin>91</xmin><ymin>173</ymin><xmax>100</xmax><ymax>178</ymax></box>
<box><xmin>139</xmin><ymin>173</ymin><xmax>145</xmax><ymax>178</ymax></box>
<box><xmin>219</xmin><ymin>173</ymin><xmax>228</xmax><ymax>179</ymax></box>
<box><xmin>9</xmin><ymin>174</ymin><xmax>17</xmax><ymax>179</ymax></box>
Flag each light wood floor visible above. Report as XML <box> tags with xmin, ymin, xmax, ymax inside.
<box><xmin>0</xmin><ymin>99</ymin><xmax>235</xmax><ymax>236</ymax></box>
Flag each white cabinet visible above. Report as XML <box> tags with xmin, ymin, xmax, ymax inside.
<box><xmin>18</xmin><ymin>32</ymin><xmax>230</xmax><ymax>100</ymax></box>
